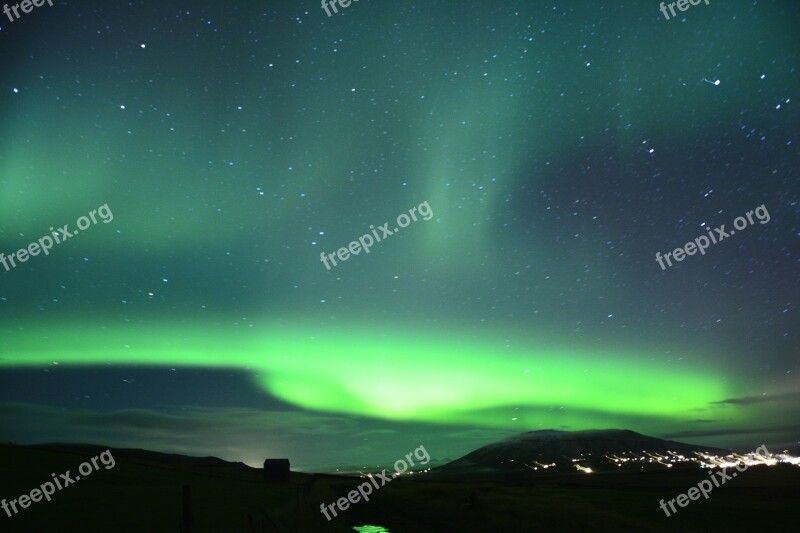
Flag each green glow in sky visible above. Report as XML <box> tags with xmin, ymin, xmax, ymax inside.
<box><xmin>0</xmin><ymin>319</ymin><xmax>735</xmax><ymax>429</ymax></box>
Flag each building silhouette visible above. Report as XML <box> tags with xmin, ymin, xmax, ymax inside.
<box><xmin>263</xmin><ymin>458</ymin><xmax>290</xmax><ymax>482</ymax></box>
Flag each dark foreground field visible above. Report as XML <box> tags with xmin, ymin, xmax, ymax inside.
<box><xmin>1</xmin><ymin>444</ymin><xmax>797</xmax><ymax>532</ymax></box>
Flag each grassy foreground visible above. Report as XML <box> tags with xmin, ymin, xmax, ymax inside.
<box><xmin>0</xmin><ymin>444</ymin><xmax>797</xmax><ymax>532</ymax></box>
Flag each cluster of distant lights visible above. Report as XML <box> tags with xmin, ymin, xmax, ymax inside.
<box><xmin>335</xmin><ymin>450</ymin><xmax>800</xmax><ymax>479</ymax></box>
<box><xmin>331</xmin><ymin>467</ymin><xmax>433</xmax><ymax>477</ymax></box>
<box><xmin>516</xmin><ymin>449</ymin><xmax>800</xmax><ymax>474</ymax></box>
<box><xmin>604</xmin><ymin>449</ymin><xmax>800</xmax><ymax>470</ymax></box>
<box><xmin>360</xmin><ymin>467</ymin><xmax>433</xmax><ymax>478</ymax></box>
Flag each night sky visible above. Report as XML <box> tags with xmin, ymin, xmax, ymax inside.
<box><xmin>1</xmin><ymin>0</ymin><xmax>798</xmax><ymax>470</ymax></box>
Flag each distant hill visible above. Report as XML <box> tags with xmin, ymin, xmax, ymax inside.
<box><xmin>29</xmin><ymin>442</ymin><xmax>255</xmax><ymax>470</ymax></box>
<box><xmin>429</xmin><ymin>429</ymin><xmax>731</xmax><ymax>480</ymax></box>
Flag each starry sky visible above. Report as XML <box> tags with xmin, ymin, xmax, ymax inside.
<box><xmin>0</xmin><ymin>0</ymin><xmax>798</xmax><ymax>470</ymax></box>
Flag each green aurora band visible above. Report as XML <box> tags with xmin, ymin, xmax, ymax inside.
<box><xmin>0</xmin><ymin>320</ymin><xmax>737</xmax><ymax>429</ymax></box>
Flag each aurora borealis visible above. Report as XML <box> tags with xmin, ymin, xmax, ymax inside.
<box><xmin>1</xmin><ymin>0</ymin><xmax>799</xmax><ymax>470</ymax></box>
<box><xmin>0</xmin><ymin>320</ymin><xmax>731</xmax><ymax>423</ymax></box>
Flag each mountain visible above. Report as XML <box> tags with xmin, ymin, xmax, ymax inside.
<box><xmin>429</xmin><ymin>429</ymin><xmax>731</xmax><ymax>480</ymax></box>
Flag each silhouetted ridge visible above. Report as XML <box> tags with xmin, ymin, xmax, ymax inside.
<box><xmin>431</xmin><ymin>429</ymin><xmax>730</xmax><ymax>480</ymax></box>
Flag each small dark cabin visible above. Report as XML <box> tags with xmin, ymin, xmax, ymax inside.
<box><xmin>263</xmin><ymin>458</ymin><xmax>290</xmax><ymax>482</ymax></box>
